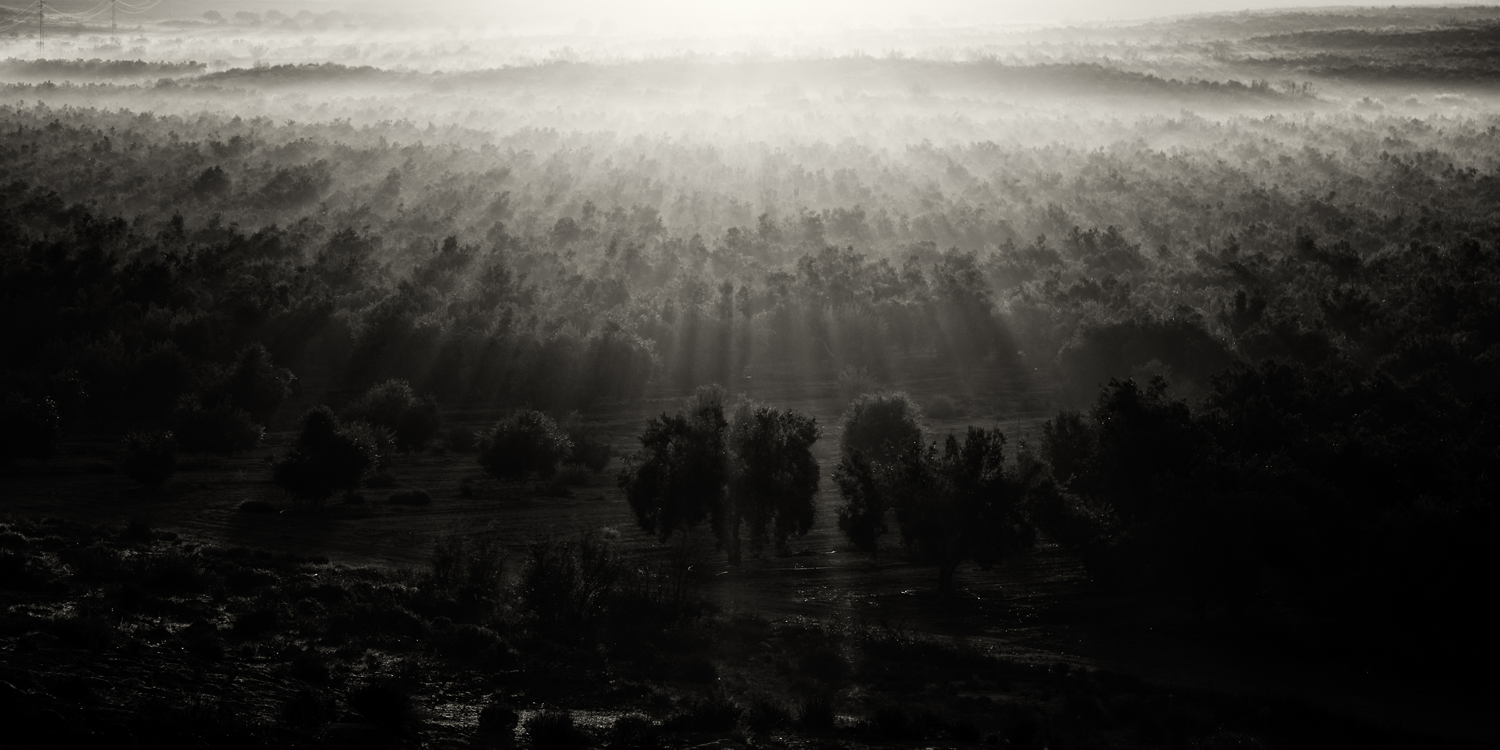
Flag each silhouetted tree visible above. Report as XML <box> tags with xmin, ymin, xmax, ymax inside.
<box><xmin>343</xmin><ymin>379</ymin><xmax>441</xmax><ymax>452</ymax></box>
<box><xmin>214</xmin><ymin>343</ymin><xmax>295</xmax><ymax>424</ymax></box>
<box><xmin>834</xmin><ymin>451</ymin><xmax>887</xmax><ymax>556</ymax></box>
<box><xmin>852</xmin><ymin>427</ymin><xmax>1035</xmax><ymax>594</ymax></box>
<box><xmin>725</xmin><ymin>400</ymin><xmax>821</xmax><ymax>563</ymax></box>
<box><xmin>273</xmin><ymin>406</ymin><xmax>378</xmax><ymax>505</ymax></box>
<box><xmin>478</xmin><ymin>410</ymin><xmax>573</xmax><ymax>482</ymax></box>
<box><xmin>839</xmin><ymin>391</ymin><xmax>924</xmax><ymax>465</ymax></box>
<box><xmin>621</xmin><ymin>386</ymin><xmax>822</xmax><ymax>565</ymax></box>
<box><xmin>619</xmin><ymin>385</ymin><xmax>728</xmax><ymax>547</ymax></box>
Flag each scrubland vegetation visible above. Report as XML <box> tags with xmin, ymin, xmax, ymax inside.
<box><xmin>2</xmin><ymin>3</ymin><xmax>1499</xmax><ymax>748</ymax></box>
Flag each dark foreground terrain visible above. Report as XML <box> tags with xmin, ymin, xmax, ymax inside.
<box><xmin>0</xmin><ymin>514</ymin><xmax>1490</xmax><ymax>750</ymax></box>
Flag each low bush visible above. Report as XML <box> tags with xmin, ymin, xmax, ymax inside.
<box><xmin>524</xmin><ymin>709</ymin><xmax>592</xmax><ymax>750</ymax></box>
<box><xmin>342</xmin><ymin>379</ymin><xmax>441</xmax><ymax>451</ymax></box>
<box><xmin>272</xmin><ymin>406</ymin><xmax>377</xmax><ymax>506</ymax></box>
<box><xmin>518</xmin><ymin>532</ymin><xmax>621</xmax><ymax>636</ymax></box>
<box><xmin>607</xmin><ymin>714</ymin><xmax>660</xmax><ymax>749</ymax></box>
<box><xmin>238</xmin><ymin>500</ymin><xmax>276</xmax><ymax>513</ymax></box>
<box><xmin>837</xmin><ymin>365</ymin><xmax>880</xmax><ymax>404</ymax></box>
<box><xmin>553</xmin><ymin>463</ymin><xmax>593</xmax><ymax>487</ymax></box>
<box><xmin>429</xmin><ymin>528</ymin><xmax>506</xmax><ymax>596</ymax></box>
<box><xmin>478</xmin><ymin>410</ymin><xmax>572</xmax><ymax>482</ymax></box>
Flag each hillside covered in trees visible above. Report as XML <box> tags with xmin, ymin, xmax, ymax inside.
<box><xmin>2</xmin><ymin>4</ymin><xmax>1498</xmax><ymax>749</ymax></box>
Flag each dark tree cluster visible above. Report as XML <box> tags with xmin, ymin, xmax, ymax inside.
<box><xmin>619</xmin><ymin>385</ymin><xmax>822</xmax><ymax>565</ymax></box>
<box><xmin>834</xmin><ymin>393</ymin><xmax>1044</xmax><ymax>593</ymax></box>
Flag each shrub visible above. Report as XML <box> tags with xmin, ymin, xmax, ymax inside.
<box><xmin>518</xmin><ymin>532</ymin><xmax>621</xmax><ymax>635</ymax></box>
<box><xmin>173</xmin><ymin>397</ymin><xmax>263</xmax><ymax>457</ymax></box>
<box><xmin>338</xmin><ymin>420</ymin><xmax>394</xmax><ymax>469</ymax></box>
<box><xmin>122</xmin><ymin>430</ymin><xmax>177</xmax><ymax>489</ymax></box>
<box><xmin>837</xmin><ymin>364</ymin><xmax>879</xmax><ymax>404</ymax></box>
<box><xmin>524</xmin><ymin>709</ymin><xmax>591</xmax><ymax>750</ymax></box>
<box><xmin>238</xmin><ymin>499</ymin><xmax>276</xmax><ymax>513</ymax></box>
<box><xmin>342</xmin><ymin>379</ymin><xmax>441</xmax><ymax>451</ymax></box>
<box><xmin>429</xmin><ymin>528</ymin><xmax>506</xmax><ymax>595</ymax></box>
<box><xmin>607</xmin><ymin>714</ymin><xmax>660</xmax><ymax>749</ymax></box>
<box><xmin>211</xmin><ymin>343</ymin><xmax>295</xmax><ymax>423</ymax></box>
<box><xmin>272</xmin><ymin>407</ymin><xmax>377</xmax><ymax>505</ymax></box>
<box><xmin>388</xmin><ymin>489</ymin><xmax>431</xmax><ymax>505</ymax></box>
<box><xmin>840</xmin><ymin>391</ymin><xmax>923</xmax><ymax>464</ymax></box>
<box><xmin>553</xmin><ymin>464</ymin><xmax>593</xmax><ymax>487</ymax></box>
<box><xmin>478</xmin><ymin>409</ymin><xmax>572</xmax><ymax>482</ymax></box>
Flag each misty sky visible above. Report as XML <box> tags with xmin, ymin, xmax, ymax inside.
<box><xmin>206</xmin><ymin>0</ymin><xmax>1477</xmax><ymax>32</ymax></box>
<box><xmin>365</xmin><ymin>0</ymin><xmax>1477</xmax><ymax>30</ymax></box>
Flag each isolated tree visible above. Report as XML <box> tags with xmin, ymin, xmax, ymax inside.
<box><xmin>343</xmin><ymin>379</ymin><xmax>441</xmax><ymax>452</ymax></box>
<box><xmin>478</xmin><ymin>410</ymin><xmax>573</xmax><ymax>482</ymax></box>
<box><xmin>173</xmin><ymin>397</ymin><xmax>264</xmax><ymax>457</ymax></box>
<box><xmin>837</xmin><ymin>427</ymin><xmax>1034</xmax><ymax>594</ymax></box>
<box><xmin>897</xmin><ymin>428</ymin><xmax>1035</xmax><ymax>593</ymax></box>
<box><xmin>725</xmin><ymin>401</ymin><xmax>821</xmax><ymax>563</ymax></box>
<box><xmin>619</xmin><ymin>385</ymin><xmax>728</xmax><ymax>545</ymax></box>
<box><xmin>214</xmin><ymin>343</ymin><xmax>295</xmax><ymax>423</ymax></box>
<box><xmin>840</xmin><ymin>391</ymin><xmax>924</xmax><ymax>465</ymax></box>
<box><xmin>273</xmin><ymin>406</ymin><xmax>377</xmax><ymax>505</ymax></box>
<box><xmin>833</xmin><ymin>451</ymin><xmax>887</xmax><ymax>556</ymax></box>
<box><xmin>833</xmin><ymin>391</ymin><xmax>923</xmax><ymax>556</ymax></box>
<box><xmin>122</xmin><ymin>430</ymin><xmax>177</xmax><ymax>490</ymax></box>
<box><xmin>620</xmin><ymin>385</ymin><xmax>822</xmax><ymax>565</ymax></box>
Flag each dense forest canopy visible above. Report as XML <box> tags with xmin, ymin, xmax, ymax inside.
<box><xmin>2</xmin><ymin>1</ymin><xmax>1498</xmax><ymax>620</ymax></box>
<box><xmin>1</xmin><ymin>6</ymin><xmax>1498</xmax><ymax>749</ymax></box>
